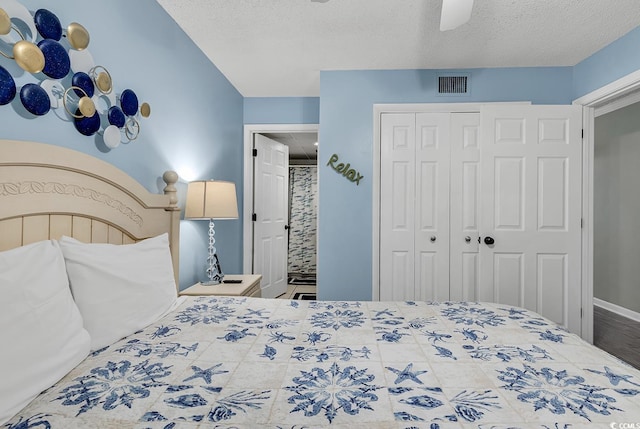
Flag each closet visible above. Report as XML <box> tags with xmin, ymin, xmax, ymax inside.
<box><xmin>378</xmin><ymin>105</ymin><xmax>583</xmax><ymax>333</ymax></box>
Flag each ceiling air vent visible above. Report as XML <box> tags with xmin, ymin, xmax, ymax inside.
<box><xmin>438</xmin><ymin>75</ymin><xmax>469</xmax><ymax>95</ymax></box>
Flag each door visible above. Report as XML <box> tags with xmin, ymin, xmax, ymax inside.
<box><xmin>379</xmin><ymin>105</ymin><xmax>582</xmax><ymax>334</ymax></box>
<box><xmin>380</xmin><ymin>112</ymin><xmax>451</xmax><ymax>301</ymax></box>
<box><xmin>479</xmin><ymin>105</ymin><xmax>582</xmax><ymax>333</ymax></box>
<box><xmin>253</xmin><ymin>134</ymin><xmax>289</xmax><ymax>298</ymax></box>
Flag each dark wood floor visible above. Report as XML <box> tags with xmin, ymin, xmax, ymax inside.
<box><xmin>594</xmin><ymin>305</ymin><xmax>640</xmax><ymax>369</ymax></box>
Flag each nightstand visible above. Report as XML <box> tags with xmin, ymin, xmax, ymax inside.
<box><xmin>179</xmin><ymin>274</ymin><xmax>262</xmax><ymax>298</ymax></box>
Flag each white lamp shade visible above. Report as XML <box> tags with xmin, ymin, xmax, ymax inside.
<box><xmin>185</xmin><ymin>180</ymin><xmax>239</xmax><ymax>220</ymax></box>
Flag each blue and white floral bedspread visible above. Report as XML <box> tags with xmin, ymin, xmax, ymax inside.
<box><xmin>7</xmin><ymin>298</ymin><xmax>640</xmax><ymax>428</ymax></box>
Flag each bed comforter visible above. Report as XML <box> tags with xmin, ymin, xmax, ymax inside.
<box><xmin>6</xmin><ymin>297</ymin><xmax>640</xmax><ymax>428</ymax></box>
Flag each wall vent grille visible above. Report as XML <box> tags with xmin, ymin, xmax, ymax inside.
<box><xmin>438</xmin><ymin>75</ymin><xmax>469</xmax><ymax>95</ymax></box>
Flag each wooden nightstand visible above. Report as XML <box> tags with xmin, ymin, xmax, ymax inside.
<box><xmin>179</xmin><ymin>274</ymin><xmax>262</xmax><ymax>298</ymax></box>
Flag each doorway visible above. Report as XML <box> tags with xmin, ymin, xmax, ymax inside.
<box><xmin>592</xmin><ymin>96</ymin><xmax>640</xmax><ymax>368</ymax></box>
<box><xmin>242</xmin><ymin>124</ymin><xmax>319</xmax><ymax>299</ymax></box>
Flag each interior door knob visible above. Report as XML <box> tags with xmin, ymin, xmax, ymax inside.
<box><xmin>464</xmin><ymin>236</ymin><xmax>471</xmax><ymax>243</ymax></box>
<box><xmin>430</xmin><ymin>236</ymin><xmax>436</xmax><ymax>242</ymax></box>
<box><xmin>284</xmin><ymin>225</ymin><xmax>290</xmax><ymax>230</ymax></box>
<box><xmin>484</xmin><ymin>236</ymin><xmax>495</xmax><ymax>245</ymax></box>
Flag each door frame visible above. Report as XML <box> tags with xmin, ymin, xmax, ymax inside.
<box><xmin>372</xmin><ymin>102</ymin><xmax>530</xmax><ymax>301</ymax></box>
<box><xmin>242</xmin><ymin>124</ymin><xmax>319</xmax><ymax>274</ymax></box>
<box><xmin>573</xmin><ymin>68</ymin><xmax>640</xmax><ymax>343</ymax></box>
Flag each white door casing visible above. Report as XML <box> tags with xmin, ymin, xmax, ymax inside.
<box><xmin>253</xmin><ymin>134</ymin><xmax>289</xmax><ymax>298</ymax></box>
<box><xmin>479</xmin><ymin>105</ymin><xmax>582</xmax><ymax>333</ymax></box>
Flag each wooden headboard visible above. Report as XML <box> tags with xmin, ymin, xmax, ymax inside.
<box><xmin>0</xmin><ymin>139</ymin><xmax>181</xmax><ymax>288</ymax></box>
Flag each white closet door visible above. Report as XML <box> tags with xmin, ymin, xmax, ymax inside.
<box><xmin>380</xmin><ymin>113</ymin><xmax>450</xmax><ymax>301</ymax></box>
<box><xmin>449</xmin><ymin>113</ymin><xmax>481</xmax><ymax>301</ymax></box>
<box><xmin>380</xmin><ymin>114</ymin><xmax>416</xmax><ymax>301</ymax></box>
<box><xmin>479</xmin><ymin>105</ymin><xmax>582</xmax><ymax>333</ymax></box>
<box><xmin>415</xmin><ymin>113</ymin><xmax>450</xmax><ymax>301</ymax></box>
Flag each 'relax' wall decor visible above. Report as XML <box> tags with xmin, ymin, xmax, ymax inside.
<box><xmin>0</xmin><ymin>0</ymin><xmax>150</xmax><ymax>149</ymax></box>
<box><xmin>327</xmin><ymin>153</ymin><xmax>364</xmax><ymax>186</ymax></box>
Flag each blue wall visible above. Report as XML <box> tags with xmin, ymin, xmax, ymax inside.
<box><xmin>3</xmin><ymin>1</ymin><xmax>639</xmax><ymax>301</ymax></box>
<box><xmin>0</xmin><ymin>0</ymin><xmax>244</xmax><ymax>290</ymax></box>
<box><xmin>573</xmin><ymin>26</ymin><xmax>640</xmax><ymax>99</ymax></box>
<box><xmin>316</xmin><ymin>67</ymin><xmax>575</xmax><ymax>300</ymax></box>
<box><xmin>244</xmin><ymin>97</ymin><xmax>320</xmax><ymax>124</ymax></box>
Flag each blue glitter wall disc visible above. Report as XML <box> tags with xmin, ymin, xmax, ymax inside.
<box><xmin>74</xmin><ymin>109</ymin><xmax>100</xmax><ymax>136</ymax></box>
<box><xmin>120</xmin><ymin>89</ymin><xmax>138</xmax><ymax>116</ymax></box>
<box><xmin>108</xmin><ymin>106</ymin><xmax>126</xmax><ymax>128</ymax></box>
<box><xmin>20</xmin><ymin>83</ymin><xmax>51</xmax><ymax>116</ymax></box>
<box><xmin>34</xmin><ymin>9</ymin><xmax>62</xmax><ymax>41</ymax></box>
<box><xmin>72</xmin><ymin>72</ymin><xmax>94</xmax><ymax>98</ymax></box>
<box><xmin>38</xmin><ymin>39</ymin><xmax>71</xmax><ymax>79</ymax></box>
<box><xmin>0</xmin><ymin>66</ymin><xmax>17</xmax><ymax>105</ymax></box>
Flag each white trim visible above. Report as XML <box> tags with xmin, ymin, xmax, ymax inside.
<box><xmin>372</xmin><ymin>102</ymin><xmax>531</xmax><ymax>301</ymax></box>
<box><xmin>580</xmin><ymin>106</ymin><xmax>595</xmax><ymax>344</ymax></box>
<box><xmin>594</xmin><ymin>89</ymin><xmax>640</xmax><ymax>117</ymax></box>
<box><xmin>594</xmin><ymin>298</ymin><xmax>640</xmax><ymax>324</ymax></box>
<box><xmin>573</xmin><ymin>69</ymin><xmax>640</xmax><ymax>108</ymax></box>
<box><xmin>242</xmin><ymin>124</ymin><xmax>319</xmax><ymax>275</ymax></box>
<box><xmin>573</xmin><ymin>69</ymin><xmax>640</xmax><ymax>344</ymax></box>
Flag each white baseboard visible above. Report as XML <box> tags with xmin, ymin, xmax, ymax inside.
<box><xmin>594</xmin><ymin>298</ymin><xmax>640</xmax><ymax>323</ymax></box>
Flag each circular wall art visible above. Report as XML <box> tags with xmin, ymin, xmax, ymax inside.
<box><xmin>34</xmin><ymin>8</ymin><xmax>62</xmax><ymax>41</ymax></box>
<box><xmin>38</xmin><ymin>39</ymin><xmax>70</xmax><ymax>78</ymax></box>
<box><xmin>0</xmin><ymin>64</ymin><xmax>16</xmax><ymax>105</ymax></box>
<box><xmin>0</xmin><ymin>4</ymin><xmax>150</xmax><ymax>149</ymax></box>
<box><xmin>74</xmin><ymin>109</ymin><xmax>100</xmax><ymax>136</ymax></box>
<box><xmin>20</xmin><ymin>83</ymin><xmax>50</xmax><ymax>115</ymax></box>
<box><xmin>108</xmin><ymin>105</ymin><xmax>126</xmax><ymax>128</ymax></box>
<box><xmin>71</xmin><ymin>72</ymin><xmax>94</xmax><ymax>97</ymax></box>
<box><xmin>120</xmin><ymin>88</ymin><xmax>138</xmax><ymax>116</ymax></box>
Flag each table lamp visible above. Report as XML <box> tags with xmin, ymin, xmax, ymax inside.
<box><xmin>185</xmin><ymin>180</ymin><xmax>238</xmax><ymax>285</ymax></box>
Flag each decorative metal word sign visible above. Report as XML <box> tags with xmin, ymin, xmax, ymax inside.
<box><xmin>327</xmin><ymin>153</ymin><xmax>363</xmax><ymax>185</ymax></box>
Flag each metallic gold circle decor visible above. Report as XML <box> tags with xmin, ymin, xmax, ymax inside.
<box><xmin>90</xmin><ymin>66</ymin><xmax>113</xmax><ymax>94</ymax></box>
<box><xmin>0</xmin><ymin>21</ymin><xmax>27</xmax><ymax>60</ymax></box>
<box><xmin>67</xmin><ymin>22</ymin><xmax>90</xmax><ymax>50</ymax></box>
<box><xmin>78</xmin><ymin>96</ymin><xmax>96</xmax><ymax>117</ymax></box>
<box><xmin>13</xmin><ymin>40</ymin><xmax>45</xmax><ymax>73</ymax></box>
<box><xmin>63</xmin><ymin>86</ymin><xmax>95</xmax><ymax>119</ymax></box>
<box><xmin>140</xmin><ymin>102</ymin><xmax>151</xmax><ymax>118</ymax></box>
<box><xmin>0</xmin><ymin>8</ymin><xmax>11</xmax><ymax>35</ymax></box>
<box><xmin>0</xmin><ymin>7</ymin><xmax>148</xmax><ymax>149</ymax></box>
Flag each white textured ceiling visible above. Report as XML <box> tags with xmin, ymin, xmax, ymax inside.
<box><xmin>157</xmin><ymin>0</ymin><xmax>640</xmax><ymax>97</ymax></box>
<box><xmin>263</xmin><ymin>132</ymin><xmax>318</xmax><ymax>160</ymax></box>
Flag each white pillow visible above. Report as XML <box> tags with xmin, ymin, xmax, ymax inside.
<box><xmin>0</xmin><ymin>240</ymin><xmax>90</xmax><ymax>425</ymax></box>
<box><xmin>59</xmin><ymin>233</ymin><xmax>177</xmax><ymax>351</ymax></box>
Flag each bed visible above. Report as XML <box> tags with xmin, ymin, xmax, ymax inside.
<box><xmin>2</xmin><ymin>140</ymin><xmax>640</xmax><ymax>428</ymax></box>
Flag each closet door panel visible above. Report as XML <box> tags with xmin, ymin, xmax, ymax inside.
<box><xmin>380</xmin><ymin>114</ymin><xmax>416</xmax><ymax>301</ymax></box>
<box><xmin>480</xmin><ymin>105</ymin><xmax>582</xmax><ymax>334</ymax></box>
<box><xmin>416</xmin><ymin>113</ymin><xmax>450</xmax><ymax>301</ymax></box>
<box><xmin>450</xmin><ymin>113</ymin><xmax>480</xmax><ymax>301</ymax></box>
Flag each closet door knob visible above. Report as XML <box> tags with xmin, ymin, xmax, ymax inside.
<box><xmin>464</xmin><ymin>236</ymin><xmax>471</xmax><ymax>243</ymax></box>
<box><xmin>284</xmin><ymin>225</ymin><xmax>290</xmax><ymax>230</ymax></box>
<box><xmin>484</xmin><ymin>236</ymin><xmax>495</xmax><ymax>245</ymax></box>
<box><xmin>430</xmin><ymin>236</ymin><xmax>436</xmax><ymax>242</ymax></box>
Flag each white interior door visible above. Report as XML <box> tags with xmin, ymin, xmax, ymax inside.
<box><xmin>479</xmin><ymin>105</ymin><xmax>582</xmax><ymax>333</ymax></box>
<box><xmin>380</xmin><ymin>113</ymin><xmax>450</xmax><ymax>301</ymax></box>
<box><xmin>253</xmin><ymin>134</ymin><xmax>289</xmax><ymax>298</ymax></box>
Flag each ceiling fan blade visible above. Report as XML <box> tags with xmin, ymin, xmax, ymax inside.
<box><xmin>440</xmin><ymin>0</ymin><xmax>474</xmax><ymax>31</ymax></box>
